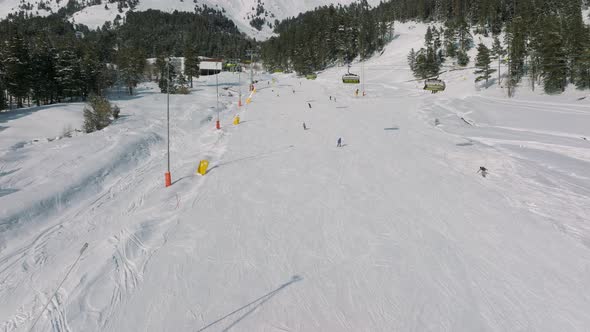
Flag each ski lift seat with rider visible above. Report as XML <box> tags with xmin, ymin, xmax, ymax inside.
<box><xmin>424</xmin><ymin>79</ymin><xmax>446</xmax><ymax>93</ymax></box>
<box><xmin>342</xmin><ymin>64</ymin><xmax>360</xmax><ymax>84</ymax></box>
<box><xmin>342</xmin><ymin>73</ymin><xmax>360</xmax><ymax>84</ymax></box>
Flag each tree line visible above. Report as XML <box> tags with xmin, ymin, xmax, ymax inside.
<box><xmin>0</xmin><ymin>8</ymin><xmax>256</xmax><ymax>111</ymax></box>
<box><xmin>262</xmin><ymin>0</ymin><xmax>590</xmax><ymax>95</ymax></box>
<box><xmin>261</xmin><ymin>0</ymin><xmax>395</xmax><ymax>74</ymax></box>
<box><xmin>407</xmin><ymin>0</ymin><xmax>590</xmax><ymax>94</ymax></box>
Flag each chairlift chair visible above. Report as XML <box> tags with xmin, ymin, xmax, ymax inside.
<box><xmin>342</xmin><ymin>64</ymin><xmax>360</xmax><ymax>84</ymax></box>
<box><xmin>424</xmin><ymin>78</ymin><xmax>446</xmax><ymax>93</ymax></box>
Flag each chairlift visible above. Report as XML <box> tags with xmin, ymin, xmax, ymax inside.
<box><xmin>342</xmin><ymin>64</ymin><xmax>360</xmax><ymax>84</ymax></box>
<box><xmin>423</xmin><ymin>78</ymin><xmax>445</xmax><ymax>93</ymax></box>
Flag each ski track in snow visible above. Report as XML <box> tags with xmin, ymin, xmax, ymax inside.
<box><xmin>0</xmin><ymin>78</ymin><xmax>241</xmax><ymax>331</ymax></box>
<box><xmin>422</xmin><ymin>94</ymin><xmax>590</xmax><ymax>247</ymax></box>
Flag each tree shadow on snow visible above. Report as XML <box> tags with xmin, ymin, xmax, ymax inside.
<box><xmin>0</xmin><ymin>104</ymin><xmax>64</xmax><ymax>124</ymax></box>
<box><xmin>197</xmin><ymin>275</ymin><xmax>303</xmax><ymax>332</ymax></box>
<box><xmin>384</xmin><ymin>127</ymin><xmax>399</xmax><ymax>131</ymax></box>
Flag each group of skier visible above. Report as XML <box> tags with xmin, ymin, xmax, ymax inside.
<box><xmin>302</xmin><ymin>97</ymin><xmax>344</xmax><ymax>148</ymax></box>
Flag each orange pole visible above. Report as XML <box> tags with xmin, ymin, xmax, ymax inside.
<box><xmin>165</xmin><ymin>172</ymin><xmax>171</xmax><ymax>187</ymax></box>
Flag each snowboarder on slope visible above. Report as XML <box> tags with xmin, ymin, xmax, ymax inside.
<box><xmin>337</xmin><ymin>137</ymin><xmax>342</xmax><ymax>147</ymax></box>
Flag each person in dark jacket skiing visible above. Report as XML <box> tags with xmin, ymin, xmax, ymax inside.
<box><xmin>337</xmin><ymin>137</ymin><xmax>342</xmax><ymax>147</ymax></box>
<box><xmin>477</xmin><ymin>166</ymin><xmax>488</xmax><ymax>177</ymax></box>
<box><xmin>308</xmin><ymin>103</ymin><xmax>312</xmax><ymax>109</ymax></box>
<box><xmin>303</xmin><ymin>122</ymin><xmax>307</xmax><ymax>130</ymax></box>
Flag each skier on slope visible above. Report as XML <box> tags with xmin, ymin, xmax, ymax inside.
<box><xmin>308</xmin><ymin>103</ymin><xmax>312</xmax><ymax>109</ymax></box>
<box><xmin>477</xmin><ymin>166</ymin><xmax>488</xmax><ymax>178</ymax></box>
<box><xmin>303</xmin><ymin>122</ymin><xmax>307</xmax><ymax>130</ymax></box>
<box><xmin>337</xmin><ymin>137</ymin><xmax>342</xmax><ymax>147</ymax></box>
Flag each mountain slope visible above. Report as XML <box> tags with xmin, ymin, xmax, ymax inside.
<box><xmin>0</xmin><ymin>0</ymin><xmax>382</xmax><ymax>38</ymax></box>
<box><xmin>2</xmin><ymin>21</ymin><xmax>590</xmax><ymax>331</ymax></box>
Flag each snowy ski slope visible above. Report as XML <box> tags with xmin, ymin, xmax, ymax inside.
<box><xmin>1</xmin><ymin>22</ymin><xmax>590</xmax><ymax>332</ymax></box>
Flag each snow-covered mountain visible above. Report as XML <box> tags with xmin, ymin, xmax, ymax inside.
<box><xmin>0</xmin><ymin>0</ymin><xmax>382</xmax><ymax>39</ymax></box>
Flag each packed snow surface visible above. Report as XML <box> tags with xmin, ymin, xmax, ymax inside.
<box><xmin>1</xmin><ymin>22</ymin><xmax>590</xmax><ymax>332</ymax></box>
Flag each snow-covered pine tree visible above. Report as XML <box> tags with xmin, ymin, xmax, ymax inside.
<box><xmin>491</xmin><ymin>36</ymin><xmax>505</xmax><ymax>84</ymax></box>
<box><xmin>4</xmin><ymin>34</ymin><xmax>31</xmax><ymax>108</ymax></box>
<box><xmin>407</xmin><ymin>48</ymin><xmax>417</xmax><ymax>72</ymax></box>
<box><xmin>158</xmin><ymin>59</ymin><xmax>177</xmax><ymax>94</ymax></box>
<box><xmin>118</xmin><ymin>47</ymin><xmax>146</xmax><ymax>95</ymax></box>
<box><xmin>55</xmin><ymin>49</ymin><xmax>82</xmax><ymax>102</ymax></box>
<box><xmin>456</xmin><ymin>18</ymin><xmax>473</xmax><ymax>52</ymax></box>
<box><xmin>175</xmin><ymin>73</ymin><xmax>190</xmax><ymax>94</ymax></box>
<box><xmin>30</xmin><ymin>39</ymin><xmax>57</xmax><ymax>106</ymax></box>
<box><xmin>184</xmin><ymin>46</ymin><xmax>200</xmax><ymax>88</ymax></box>
<box><xmin>443</xmin><ymin>22</ymin><xmax>457</xmax><ymax>58</ymax></box>
<box><xmin>0</xmin><ymin>58</ymin><xmax>6</xmax><ymax>110</ymax></box>
<box><xmin>457</xmin><ymin>49</ymin><xmax>469</xmax><ymax>66</ymax></box>
<box><xmin>474</xmin><ymin>43</ymin><xmax>496</xmax><ymax>85</ymax></box>
<box><xmin>540</xmin><ymin>16</ymin><xmax>568</xmax><ymax>94</ymax></box>
<box><xmin>504</xmin><ymin>17</ymin><xmax>527</xmax><ymax>93</ymax></box>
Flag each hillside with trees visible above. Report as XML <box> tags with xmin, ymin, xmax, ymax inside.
<box><xmin>0</xmin><ymin>8</ymin><xmax>255</xmax><ymax>110</ymax></box>
<box><xmin>262</xmin><ymin>0</ymin><xmax>590</xmax><ymax>95</ymax></box>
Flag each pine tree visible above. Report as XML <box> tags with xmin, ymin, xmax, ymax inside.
<box><xmin>175</xmin><ymin>73</ymin><xmax>190</xmax><ymax>94</ymax></box>
<box><xmin>504</xmin><ymin>17</ymin><xmax>527</xmax><ymax>91</ymax></box>
<box><xmin>564</xmin><ymin>1</ymin><xmax>590</xmax><ymax>88</ymax></box>
<box><xmin>80</xmin><ymin>51</ymin><xmax>101</xmax><ymax>98</ymax></box>
<box><xmin>413</xmin><ymin>47</ymin><xmax>440</xmax><ymax>79</ymax></box>
<box><xmin>55</xmin><ymin>49</ymin><xmax>82</xmax><ymax>101</ymax></box>
<box><xmin>158</xmin><ymin>59</ymin><xmax>177</xmax><ymax>93</ymax></box>
<box><xmin>457</xmin><ymin>49</ymin><xmax>469</xmax><ymax>66</ymax></box>
<box><xmin>491</xmin><ymin>36</ymin><xmax>505</xmax><ymax>84</ymax></box>
<box><xmin>30</xmin><ymin>40</ymin><xmax>57</xmax><ymax>106</ymax></box>
<box><xmin>425</xmin><ymin>46</ymin><xmax>440</xmax><ymax>77</ymax></box>
<box><xmin>4</xmin><ymin>34</ymin><xmax>31</xmax><ymax>108</ymax></box>
<box><xmin>474</xmin><ymin>43</ymin><xmax>496</xmax><ymax>85</ymax></box>
<box><xmin>407</xmin><ymin>48</ymin><xmax>417</xmax><ymax>72</ymax></box>
<box><xmin>424</xmin><ymin>26</ymin><xmax>434</xmax><ymax>48</ymax></box>
<box><xmin>0</xmin><ymin>42</ymin><xmax>8</xmax><ymax>110</ymax></box>
<box><xmin>575</xmin><ymin>45</ymin><xmax>590</xmax><ymax>89</ymax></box>
<box><xmin>540</xmin><ymin>16</ymin><xmax>568</xmax><ymax>94</ymax></box>
<box><xmin>118</xmin><ymin>47</ymin><xmax>146</xmax><ymax>95</ymax></box>
<box><xmin>83</xmin><ymin>94</ymin><xmax>113</xmax><ymax>133</ymax></box>
<box><xmin>443</xmin><ymin>22</ymin><xmax>457</xmax><ymax>57</ymax></box>
<box><xmin>184</xmin><ymin>46</ymin><xmax>200</xmax><ymax>88</ymax></box>
<box><xmin>456</xmin><ymin>18</ymin><xmax>473</xmax><ymax>52</ymax></box>
<box><xmin>414</xmin><ymin>50</ymin><xmax>428</xmax><ymax>79</ymax></box>
<box><xmin>0</xmin><ymin>61</ymin><xmax>6</xmax><ymax>110</ymax></box>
